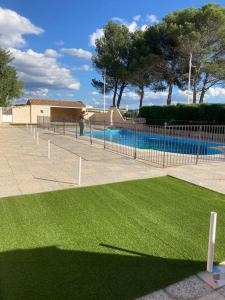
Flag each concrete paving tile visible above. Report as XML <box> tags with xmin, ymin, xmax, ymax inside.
<box><xmin>136</xmin><ymin>290</ymin><xmax>173</xmax><ymax>299</ymax></box>
<box><xmin>18</xmin><ymin>183</ymin><xmax>43</xmax><ymax>194</ymax></box>
<box><xmin>1</xmin><ymin>126</ymin><xmax>225</xmax><ymax>199</ymax></box>
<box><xmin>0</xmin><ymin>185</ymin><xmax>22</xmax><ymax>197</ymax></box>
<box><xmin>165</xmin><ymin>276</ymin><xmax>213</xmax><ymax>299</ymax></box>
<box><xmin>197</xmin><ymin>291</ymin><xmax>225</xmax><ymax>299</ymax></box>
<box><xmin>0</xmin><ymin>181</ymin><xmax>18</xmax><ymax>188</ymax></box>
<box><xmin>218</xmin><ymin>286</ymin><xmax>225</xmax><ymax>297</ymax></box>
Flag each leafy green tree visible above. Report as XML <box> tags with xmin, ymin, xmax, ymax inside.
<box><xmin>145</xmin><ymin>23</ymin><xmax>187</xmax><ymax>105</ymax></box>
<box><xmin>0</xmin><ymin>49</ymin><xmax>23</xmax><ymax>106</ymax></box>
<box><xmin>128</xmin><ymin>30</ymin><xmax>163</xmax><ymax>109</ymax></box>
<box><xmin>92</xmin><ymin>21</ymin><xmax>133</xmax><ymax>108</ymax></box>
<box><xmin>165</xmin><ymin>3</ymin><xmax>225</xmax><ymax>103</ymax></box>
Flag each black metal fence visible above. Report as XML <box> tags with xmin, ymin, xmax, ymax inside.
<box><xmin>37</xmin><ymin>118</ymin><xmax>225</xmax><ymax>168</ymax></box>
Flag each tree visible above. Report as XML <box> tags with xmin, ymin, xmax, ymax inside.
<box><xmin>164</xmin><ymin>3</ymin><xmax>225</xmax><ymax>103</ymax></box>
<box><xmin>0</xmin><ymin>49</ymin><xmax>23</xmax><ymax>106</ymax></box>
<box><xmin>128</xmin><ymin>30</ymin><xmax>163</xmax><ymax>109</ymax></box>
<box><xmin>92</xmin><ymin>21</ymin><xmax>133</xmax><ymax>108</ymax></box>
<box><xmin>144</xmin><ymin>23</ymin><xmax>187</xmax><ymax>105</ymax></box>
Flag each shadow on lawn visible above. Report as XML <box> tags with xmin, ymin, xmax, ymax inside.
<box><xmin>0</xmin><ymin>246</ymin><xmax>206</xmax><ymax>300</ymax></box>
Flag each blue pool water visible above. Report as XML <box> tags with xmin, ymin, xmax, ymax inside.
<box><xmin>84</xmin><ymin>129</ymin><xmax>224</xmax><ymax>155</ymax></box>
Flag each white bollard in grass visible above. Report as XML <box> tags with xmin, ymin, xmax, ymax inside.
<box><xmin>207</xmin><ymin>212</ymin><xmax>217</xmax><ymax>272</ymax></box>
<box><xmin>33</xmin><ymin>128</ymin><xmax>36</xmax><ymax>139</ymax></box>
<box><xmin>36</xmin><ymin>131</ymin><xmax>39</xmax><ymax>145</ymax></box>
<box><xmin>48</xmin><ymin>140</ymin><xmax>51</xmax><ymax>159</ymax></box>
<box><xmin>78</xmin><ymin>156</ymin><xmax>82</xmax><ymax>186</ymax></box>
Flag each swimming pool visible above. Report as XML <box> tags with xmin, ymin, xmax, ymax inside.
<box><xmin>84</xmin><ymin>128</ymin><xmax>224</xmax><ymax>155</ymax></box>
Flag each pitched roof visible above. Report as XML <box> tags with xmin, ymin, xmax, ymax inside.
<box><xmin>27</xmin><ymin>99</ymin><xmax>85</xmax><ymax>108</ymax></box>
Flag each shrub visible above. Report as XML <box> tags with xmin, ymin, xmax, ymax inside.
<box><xmin>139</xmin><ymin>104</ymin><xmax>225</xmax><ymax>124</ymax></box>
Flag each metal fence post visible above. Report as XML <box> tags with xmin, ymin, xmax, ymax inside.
<box><xmin>37</xmin><ymin>131</ymin><xmax>39</xmax><ymax>145</ymax></box>
<box><xmin>78</xmin><ymin>156</ymin><xmax>82</xmax><ymax>186</ymax></box>
<box><xmin>162</xmin><ymin>123</ymin><xmax>167</xmax><ymax>168</ymax></box>
<box><xmin>104</xmin><ymin>120</ymin><xmax>106</xmax><ymax>149</ymax></box>
<box><xmin>90</xmin><ymin>120</ymin><xmax>92</xmax><ymax>145</ymax></box>
<box><xmin>134</xmin><ymin>123</ymin><xmax>137</xmax><ymax>159</ymax></box>
<box><xmin>63</xmin><ymin>121</ymin><xmax>65</xmax><ymax>135</ymax></box>
<box><xmin>76</xmin><ymin>123</ymin><xmax>78</xmax><ymax>139</ymax></box>
<box><xmin>207</xmin><ymin>212</ymin><xmax>217</xmax><ymax>272</ymax></box>
<box><xmin>48</xmin><ymin>140</ymin><xmax>51</xmax><ymax>159</ymax></box>
<box><xmin>196</xmin><ymin>125</ymin><xmax>202</xmax><ymax>165</ymax></box>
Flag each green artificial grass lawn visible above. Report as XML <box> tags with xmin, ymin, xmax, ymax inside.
<box><xmin>0</xmin><ymin>176</ymin><xmax>225</xmax><ymax>300</ymax></box>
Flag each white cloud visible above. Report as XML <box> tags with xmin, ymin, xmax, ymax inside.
<box><xmin>133</xmin><ymin>15</ymin><xmax>141</xmax><ymax>22</ymax></box>
<box><xmin>91</xmin><ymin>91</ymin><xmax>99</xmax><ymax>96</ymax></box>
<box><xmin>0</xmin><ymin>7</ymin><xmax>44</xmax><ymax>48</ymax></box>
<box><xmin>112</xmin><ymin>17</ymin><xmax>124</xmax><ymax>23</ymax></box>
<box><xmin>89</xmin><ymin>28</ymin><xmax>104</xmax><ymax>47</ymax></box>
<box><xmin>10</xmin><ymin>48</ymin><xmax>80</xmax><ymax>90</ymax></box>
<box><xmin>146</xmin><ymin>14</ymin><xmax>159</xmax><ymax>24</ymax></box>
<box><xmin>128</xmin><ymin>21</ymin><xmax>138</xmax><ymax>33</ymax></box>
<box><xmin>124</xmin><ymin>91</ymin><xmax>168</xmax><ymax>100</ymax></box>
<box><xmin>45</xmin><ymin>49</ymin><xmax>62</xmax><ymax>58</ymax></box>
<box><xmin>24</xmin><ymin>88</ymin><xmax>49</xmax><ymax>98</ymax></box>
<box><xmin>74</xmin><ymin>64</ymin><xmax>91</xmax><ymax>72</ymax></box>
<box><xmin>61</xmin><ymin>48</ymin><xmax>92</xmax><ymax>60</ymax></box>
<box><xmin>207</xmin><ymin>87</ymin><xmax>225</xmax><ymax>97</ymax></box>
<box><xmin>141</xmin><ymin>24</ymin><xmax>148</xmax><ymax>31</ymax></box>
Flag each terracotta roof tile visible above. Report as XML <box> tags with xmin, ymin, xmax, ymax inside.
<box><xmin>27</xmin><ymin>99</ymin><xmax>85</xmax><ymax>108</ymax></box>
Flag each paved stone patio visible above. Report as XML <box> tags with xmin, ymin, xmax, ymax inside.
<box><xmin>138</xmin><ymin>273</ymin><xmax>225</xmax><ymax>299</ymax></box>
<box><xmin>1</xmin><ymin>125</ymin><xmax>225</xmax><ymax>299</ymax></box>
<box><xmin>0</xmin><ymin>126</ymin><xmax>166</xmax><ymax>198</ymax></box>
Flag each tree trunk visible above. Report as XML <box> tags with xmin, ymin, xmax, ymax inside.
<box><xmin>192</xmin><ymin>76</ymin><xmax>198</xmax><ymax>104</ymax></box>
<box><xmin>199</xmin><ymin>73</ymin><xmax>209</xmax><ymax>104</ymax></box>
<box><xmin>139</xmin><ymin>87</ymin><xmax>144</xmax><ymax>109</ymax></box>
<box><xmin>192</xmin><ymin>68</ymin><xmax>201</xmax><ymax>104</ymax></box>
<box><xmin>112</xmin><ymin>79</ymin><xmax>118</xmax><ymax>107</ymax></box>
<box><xmin>199</xmin><ymin>89</ymin><xmax>206</xmax><ymax>104</ymax></box>
<box><xmin>116</xmin><ymin>82</ymin><xmax>126</xmax><ymax>108</ymax></box>
<box><xmin>167</xmin><ymin>84</ymin><xmax>173</xmax><ymax>105</ymax></box>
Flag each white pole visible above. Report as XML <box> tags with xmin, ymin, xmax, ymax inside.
<box><xmin>187</xmin><ymin>52</ymin><xmax>192</xmax><ymax>104</ymax></box>
<box><xmin>103</xmin><ymin>69</ymin><xmax>106</xmax><ymax>113</ymax></box>
<box><xmin>48</xmin><ymin>140</ymin><xmax>51</xmax><ymax>159</ymax></box>
<box><xmin>37</xmin><ymin>131</ymin><xmax>39</xmax><ymax>145</ymax></box>
<box><xmin>207</xmin><ymin>212</ymin><xmax>217</xmax><ymax>272</ymax></box>
<box><xmin>33</xmin><ymin>128</ymin><xmax>36</xmax><ymax>139</ymax></box>
<box><xmin>30</xmin><ymin>125</ymin><xmax>33</xmax><ymax>134</ymax></box>
<box><xmin>78</xmin><ymin>156</ymin><xmax>82</xmax><ymax>186</ymax></box>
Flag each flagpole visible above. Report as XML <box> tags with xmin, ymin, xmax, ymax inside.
<box><xmin>187</xmin><ymin>52</ymin><xmax>192</xmax><ymax>104</ymax></box>
<box><xmin>103</xmin><ymin>69</ymin><xmax>106</xmax><ymax>112</ymax></box>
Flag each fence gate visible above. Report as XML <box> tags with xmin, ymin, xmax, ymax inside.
<box><xmin>2</xmin><ymin>107</ymin><xmax>12</xmax><ymax>123</ymax></box>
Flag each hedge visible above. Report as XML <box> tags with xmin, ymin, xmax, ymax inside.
<box><xmin>139</xmin><ymin>104</ymin><xmax>225</xmax><ymax>124</ymax></box>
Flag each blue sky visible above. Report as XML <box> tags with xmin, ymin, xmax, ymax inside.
<box><xmin>1</xmin><ymin>0</ymin><xmax>225</xmax><ymax>108</ymax></box>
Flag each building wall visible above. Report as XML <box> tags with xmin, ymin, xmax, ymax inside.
<box><xmin>90</xmin><ymin>107</ymin><xmax>125</xmax><ymax>124</ymax></box>
<box><xmin>51</xmin><ymin>107</ymin><xmax>82</xmax><ymax>122</ymax></box>
<box><xmin>12</xmin><ymin>106</ymin><xmax>30</xmax><ymax>124</ymax></box>
<box><xmin>12</xmin><ymin>104</ymin><xmax>86</xmax><ymax>124</ymax></box>
<box><xmin>31</xmin><ymin>105</ymin><xmax>50</xmax><ymax>123</ymax></box>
